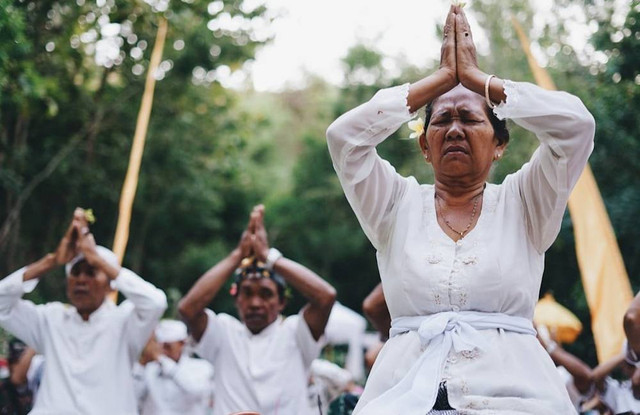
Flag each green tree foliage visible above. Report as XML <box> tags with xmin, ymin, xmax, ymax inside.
<box><xmin>0</xmin><ymin>0</ymin><xmax>273</xmax><ymax>309</ymax></box>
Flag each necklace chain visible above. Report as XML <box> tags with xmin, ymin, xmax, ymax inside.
<box><xmin>435</xmin><ymin>191</ymin><xmax>483</xmax><ymax>238</ymax></box>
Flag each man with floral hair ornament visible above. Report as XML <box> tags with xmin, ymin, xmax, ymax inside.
<box><xmin>178</xmin><ymin>204</ymin><xmax>337</xmax><ymax>415</ymax></box>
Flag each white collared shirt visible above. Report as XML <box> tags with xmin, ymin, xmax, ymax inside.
<box><xmin>135</xmin><ymin>355</ymin><xmax>214</xmax><ymax>415</ymax></box>
<box><xmin>556</xmin><ymin>366</ymin><xmax>594</xmax><ymax>411</ymax></box>
<box><xmin>26</xmin><ymin>354</ymin><xmax>45</xmax><ymax>404</ymax></box>
<box><xmin>308</xmin><ymin>359</ymin><xmax>354</xmax><ymax>415</ymax></box>
<box><xmin>602</xmin><ymin>377</ymin><xmax>640</xmax><ymax>414</ymax></box>
<box><xmin>326</xmin><ymin>81</ymin><xmax>594</xmax><ymax>414</ymax></box>
<box><xmin>195</xmin><ymin>309</ymin><xmax>322</xmax><ymax>415</ymax></box>
<box><xmin>324</xmin><ymin>302</ymin><xmax>367</xmax><ymax>381</ymax></box>
<box><xmin>0</xmin><ymin>267</ymin><xmax>167</xmax><ymax>415</ymax></box>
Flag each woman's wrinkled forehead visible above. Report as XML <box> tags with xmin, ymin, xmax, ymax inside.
<box><xmin>431</xmin><ymin>85</ymin><xmax>486</xmax><ymax>114</ymax></box>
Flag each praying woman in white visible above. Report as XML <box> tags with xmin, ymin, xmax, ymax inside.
<box><xmin>326</xmin><ymin>5</ymin><xmax>594</xmax><ymax>414</ymax></box>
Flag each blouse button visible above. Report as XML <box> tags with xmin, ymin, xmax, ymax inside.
<box><xmin>452</xmin><ymin>305</ymin><xmax>460</xmax><ymax>312</ymax></box>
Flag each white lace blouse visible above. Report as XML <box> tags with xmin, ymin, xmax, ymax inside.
<box><xmin>326</xmin><ymin>81</ymin><xmax>595</xmax><ymax>414</ymax></box>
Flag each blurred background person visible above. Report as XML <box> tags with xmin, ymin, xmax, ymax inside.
<box><xmin>361</xmin><ymin>283</ymin><xmax>391</xmax><ymax>374</ymax></box>
<box><xmin>322</xmin><ymin>302</ymin><xmax>368</xmax><ymax>382</ymax></box>
<box><xmin>178</xmin><ymin>205</ymin><xmax>336</xmax><ymax>415</ymax></box>
<box><xmin>0</xmin><ymin>338</ymin><xmax>44</xmax><ymax>415</ymax></box>
<box><xmin>308</xmin><ymin>358</ymin><xmax>356</xmax><ymax>415</ymax></box>
<box><xmin>134</xmin><ymin>319</ymin><xmax>214</xmax><ymax>415</ymax></box>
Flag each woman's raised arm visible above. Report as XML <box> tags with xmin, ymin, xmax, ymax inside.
<box><xmin>407</xmin><ymin>5</ymin><xmax>459</xmax><ymax>112</ymax></box>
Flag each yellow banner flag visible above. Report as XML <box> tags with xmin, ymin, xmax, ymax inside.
<box><xmin>512</xmin><ymin>18</ymin><xmax>633</xmax><ymax>362</ymax></box>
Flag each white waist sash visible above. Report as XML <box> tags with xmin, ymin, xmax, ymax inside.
<box><xmin>360</xmin><ymin>311</ymin><xmax>536</xmax><ymax>415</ymax></box>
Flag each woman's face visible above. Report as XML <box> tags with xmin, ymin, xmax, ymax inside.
<box><xmin>421</xmin><ymin>85</ymin><xmax>505</xmax><ymax>185</ymax></box>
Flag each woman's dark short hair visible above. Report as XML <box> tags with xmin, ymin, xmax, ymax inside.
<box><xmin>423</xmin><ymin>99</ymin><xmax>510</xmax><ymax>146</ymax></box>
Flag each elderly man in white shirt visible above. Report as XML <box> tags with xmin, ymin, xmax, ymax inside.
<box><xmin>178</xmin><ymin>204</ymin><xmax>336</xmax><ymax>415</ymax></box>
<box><xmin>0</xmin><ymin>208</ymin><xmax>167</xmax><ymax>415</ymax></box>
<box><xmin>134</xmin><ymin>319</ymin><xmax>214</xmax><ymax>415</ymax></box>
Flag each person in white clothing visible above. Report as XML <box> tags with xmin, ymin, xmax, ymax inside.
<box><xmin>591</xmin><ymin>347</ymin><xmax>640</xmax><ymax>415</ymax></box>
<box><xmin>536</xmin><ymin>325</ymin><xmax>609</xmax><ymax>413</ymax></box>
<box><xmin>134</xmin><ymin>319</ymin><xmax>214</xmax><ymax>415</ymax></box>
<box><xmin>308</xmin><ymin>358</ymin><xmax>356</xmax><ymax>415</ymax></box>
<box><xmin>1</xmin><ymin>338</ymin><xmax>44</xmax><ymax>414</ymax></box>
<box><xmin>598</xmin><ymin>364</ymin><xmax>640</xmax><ymax>414</ymax></box>
<box><xmin>623</xmin><ymin>289</ymin><xmax>640</xmax><ymax>400</ymax></box>
<box><xmin>323</xmin><ymin>302</ymin><xmax>368</xmax><ymax>381</ymax></box>
<box><xmin>326</xmin><ymin>4</ymin><xmax>594</xmax><ymax>414</ymax></box>
<box><xmin>0</xmin><ymin>208</ymin><xmax>167</xmax><ymax>415</ymax></box>
<box><xmin>178</xmin><ymin>204</ymin><xmax>337</xmax><ymax>415</ymax></box>
<box><xmin>538</xmin><ymin>326</ymin><xmax>640</xmax><ymax>414</ymax></box>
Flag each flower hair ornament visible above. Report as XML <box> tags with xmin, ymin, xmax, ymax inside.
<box><xmin>407</xmin><ymin>117</ymin><xmax>425</xmax><ymax>139</ymax></box>
<box><xmin>83</xmin><ymin>208</ymin><xmax>96</xmax><ymax>224</ymax></box>
<box><xmin>451</xmin><ymin>0</ymin><xmax>466</xmax><ymax>7</ymax></box>
<box><xmin>230</xmin><ymin>256</ymin><xmax>291</xmax><ymax>301</ymax></box>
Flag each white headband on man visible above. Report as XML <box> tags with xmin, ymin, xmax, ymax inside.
<box><xmin>64</xmin><ymin>245</ymin><xmax>119</xmax><ymax>275</ymax></box>
<box><xmin>155</xmin><ymin>320</ymin><xmax>188</xmax><ymax>343</ymax></box>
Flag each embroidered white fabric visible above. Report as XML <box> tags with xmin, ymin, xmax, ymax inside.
<box><xmin>359</xmin><ymin>312</ymin><xmax>536</xmax><ymax>414</ymax></box>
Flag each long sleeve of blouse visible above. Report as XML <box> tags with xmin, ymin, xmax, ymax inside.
<box><xmin>326</xmin><ymin>81</ymin><xmax>595</xmax><ymax>254</ymax></box>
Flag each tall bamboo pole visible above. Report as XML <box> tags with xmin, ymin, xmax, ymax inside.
<box><xmin>110</xmin><ymin>17</ymin><xmax>168</xmax><ymax>300</ymax></box>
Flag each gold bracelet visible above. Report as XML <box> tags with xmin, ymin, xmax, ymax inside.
<box><xmin>484</xmin><ymin>74</ymin><xmax>496</xmax><ymax>109</ymax></box>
